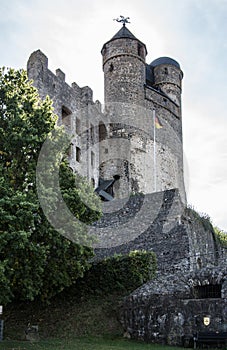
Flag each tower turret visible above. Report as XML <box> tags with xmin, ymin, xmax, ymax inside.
<box><xmin>150</xmin><ymin>57</ymin><xmax>183</xmax><ymax>109</ymax></box>
<box><xmin>101</xmin><ymin>25</ymin><xmax>147</xmax><ymax>106</ymax></box>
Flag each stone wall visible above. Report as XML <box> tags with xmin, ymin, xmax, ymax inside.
<box><xmin>93</xmin><ymin>189</ymin><xmax>219</xmax><ymax>273</ymax></box>
<box><xmin>120</xmin><ymin>267</ymin><xmax>227</xmax><ymax>346</ymax></box>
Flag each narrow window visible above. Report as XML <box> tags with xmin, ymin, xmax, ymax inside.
<box><xmin>138</xmin><ymin>43</ymin><xmax>144</xmax><ymax>58</ymax></box>
<box><xmin>109</xmin><ymin>63</ymin><xmax>114</xmax><ymax>72</ymax></box>
<box><xmin>76</xmin><ymin>118</ymin><xmax>81</xmax><ymax>135</ymax></box>
<box><xmin>164</xmin><ymin>67</ymin><xmax>168</xmax><ymax>75</ymax></box>
<box><xmin>90</xmin><ymin>123</ymin><xmax>95</xmax><ymax>144</ymax></box>
<box><xmin>99</xmin><ymin>122</ymin><xmax>107</xmax><ymax>142</ymax></box>
<box><xmin>91</xmin><ymin>151</ymin><xmax>95</xmax><ymax>167</ymax></box>
<box><xmin>197</xmin><ymin>257</ymin><xmax>202</xmax><ymax>269</ymax></box>
<box><xmin>91</xmin><ymin>178</ymin><xmax>95</xmax><ymax>187</ymax></box>
<box><xmin>76</xmin><ymin>147</ymin><xmax>81</xmax><ymax>162</ymax></box>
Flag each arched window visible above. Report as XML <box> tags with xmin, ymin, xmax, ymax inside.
<box><xmin>99</xmin><ymin>122</ymin><xmax>107</xmax><ymax>142</ymax></box>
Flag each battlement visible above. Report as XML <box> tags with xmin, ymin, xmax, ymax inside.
<box><xmin>27</xmin><ymin>49</ymin><xmax>96</xmax><ymax>116</ymax></box>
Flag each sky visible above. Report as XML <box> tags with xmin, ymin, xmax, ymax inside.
<box><xmin>0</xmin><ymin>0</ymin><xmax>227</xmax><ymax>230</ymax></box>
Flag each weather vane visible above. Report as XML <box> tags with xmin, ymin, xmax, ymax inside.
<box><xmin>113</xmin><ymin>15</ymin><xmax>130</xmax><ymax>26</ymax></box>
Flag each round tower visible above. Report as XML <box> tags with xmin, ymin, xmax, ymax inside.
<box><xmin>150</xmin><ymin>57</ymin><xmax>183</xmax><ymax>109</ymax></box>
<box><xmin>101</xmin><ymin>25</ymin><xmax>147</xmax><ymax>106</ymax></box>
<box><xmin>98</xmin><ymin>25</ymin><xmax>148</xmax><ymax>199</ymax></box>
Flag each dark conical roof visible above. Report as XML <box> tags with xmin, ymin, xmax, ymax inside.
<box><xmin>102</xmin><ymin>25</ymin><xmax>147</xmax><ymax>55</ymax></box>
<box><xmin>150</xmin><ymin>56</ymin><xmax>181</xmax><ymax>69</ymax></box>
<box><xmin>111</xmin><ymin>25</ymin><xmax>138</xmax><ymax>40</ymax></box>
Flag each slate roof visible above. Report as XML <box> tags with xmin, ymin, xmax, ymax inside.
<box><xmin>110</xmin><ymin>25</ymin><xmax>138</xmax><ymax>40</ymax></box>
<box><xmin>150</xmin><ymin>56</ymin><xmax>181</xmax><ymax>69</ymax></box>
<box><xmin>102</xmin><ymin>25</ymin><xmax>147</xmax><ymax>55</ymax></box>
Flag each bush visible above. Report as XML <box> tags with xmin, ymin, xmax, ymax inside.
<box><xmin>214</xmin><ymin>226</ymin><xmax>227</xmax><ymax>248</ymax></box>
<box><xmin>75</xmin><ymin>250</ymin><xmax>157</xmax><ymax>296</ymax></box>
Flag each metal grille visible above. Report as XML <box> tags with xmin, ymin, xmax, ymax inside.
<box><xmin>194</xmin><ymin>284</ymin><xmax>222</xmax><ymax>299</ymax></box>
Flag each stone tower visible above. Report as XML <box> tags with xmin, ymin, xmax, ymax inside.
<box><xmin>99</xmin><ymin>24</ymin><xmax>186</xmax><ymax>202</ymax></box>
<box><xmin>101</xmin><ymin>24</ymin><xmax>147</xmax><ymax>106</ymax></box>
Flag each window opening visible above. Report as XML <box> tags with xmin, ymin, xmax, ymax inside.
<box><xmin>62</xmin><ymin>106</ymin><xmax>72</xmax><ymax>128</ymax></box>
<box><xmin>193</xmin><ymin>284</ymin><xmax>222</xmax><ymax>299</ymax></box>
<box><xmin>91</xmin><ymin>151</ymin><xmax>95</xmax><ymax>167</ymax></box>
<box><xmin>99</xmin><ymin>122</ymin><xmax>107</xmax><ymax>142</ymax></box>
<box><xmin>76</xmin><ymin>147</ymin><xmax>81</xmax><ymax>162</ymax></box>
<box><xmin>76</xmin><ymin>118</ymin><xmax>81</xmax><ymax>135</ymax></box>
<box><xmin>90</xmin><ymin>123</ymin><xmax>95</xmax><ymax>143</ymax></box>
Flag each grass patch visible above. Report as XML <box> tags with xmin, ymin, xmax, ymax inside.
<box><xmin>0</xmin><ymin>336</ymin><xmax>186</xmax><ymax>350</ymax></box>
<box><xmin>3</xmin><ymin>291</ymin><xmax>125</xmax><ymax>340</ymax></box>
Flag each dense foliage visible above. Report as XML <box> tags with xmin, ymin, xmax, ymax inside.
<box><xmin>214</xmin><ymin>227</ymin><xmax>227</xmax><ymax>248</ymax></box>
<box><xmin>0</xmin><ymin>68</ymin><xmax>101</xmax><ymax>304</ymax></box>
<box><xmin>75</xmin><ymin>250</ymin><xmax>157</xmax><ymax>295</ymax></box>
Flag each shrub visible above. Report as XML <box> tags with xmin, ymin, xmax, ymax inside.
<box><xmin>76</xmin><ymin>250</ymin><xmax>157</xmax><ymax>296</ymax></box>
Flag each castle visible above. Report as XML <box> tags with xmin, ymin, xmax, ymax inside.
<box><xmin>27</xmin><ymin>22</ymin><xmax>185</xmax><ymax>203</ymax></box>
<box><xmin>27</xmin><ymin>22</ymin><xmax>226</xmax><ymax>346</ymax></box>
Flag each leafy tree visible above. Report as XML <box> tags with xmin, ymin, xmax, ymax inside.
<box><xmin>0</xmin><ymin>68</ymin><xmax>101</xmax><ymax>304</ymax></box>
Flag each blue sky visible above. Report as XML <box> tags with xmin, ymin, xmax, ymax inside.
<box><xmin>1</xmin><ymin>0</ymin><xmax>227</xmax><ymax>230</ymax></box>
